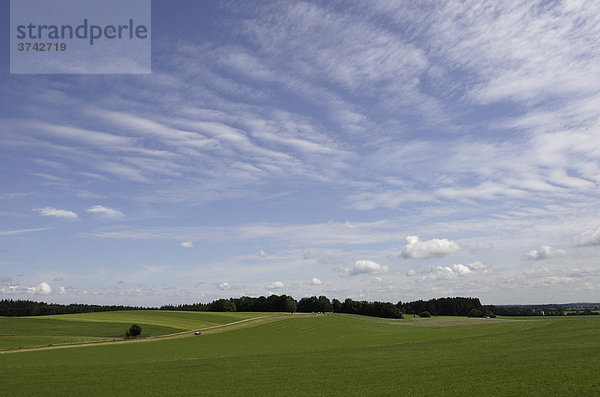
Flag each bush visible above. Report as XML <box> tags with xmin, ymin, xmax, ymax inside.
<box><xmin>418</xmin><ymin>311</ymin><xmax>431</xmax><ymax>318</ymax></box>
<box><xmin>126</xmin><ymin>323</ymin><xmax>142</xmax><ymax>338</ymax></box>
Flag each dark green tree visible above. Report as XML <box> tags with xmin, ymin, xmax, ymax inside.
<box><xmin>126</xmin><ymin>323</ymin><xmax>142</xmax><ymax>338</ymax></box>
<box><xmin>467</xmin><ymin>308</ymin><xmax>483</xmax><ymax>317</ymax></box>
<box><xmin>317</xmin><ymin>296</ymin><xmax>333</xmax><ymax>312</ymax></box>
<box><xmin>209</xmin><ymin>299</ymin><xmax>236</xmax><ymax>312</ymax></box>
<box><xmin>332</xmin><ymin>298</ymin><xmax>342</xmax><ymax>312</ymax></box>
<box><xmin>284</xmin><ymin>296</ymin><xmax>297</xmax><ymax>314</ymax></box>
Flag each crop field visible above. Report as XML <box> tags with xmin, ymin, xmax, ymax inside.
<box><xmin>0</xmin><ymin>311</ymin><xmax>265</xmax><ymax>350</ymax></box>
<box><xmin>0</xmin><ymin>312</ymin><xmax>599</xmax><ymax>396</ymax></box>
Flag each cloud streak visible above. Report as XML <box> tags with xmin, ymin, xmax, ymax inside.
<box><xmin>36</xmin><ymin>207</ymin><xmax>78</xmax><ymax>219</ymax></box>
<box><xmin>86</xmin><ymin>205</ymin><xmax>125</xmax><ymax>219</ymax></box>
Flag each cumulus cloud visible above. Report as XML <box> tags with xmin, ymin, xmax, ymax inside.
<box><xmin>27</xmin><ymin>282</ymin><xmax>52</xmax><ymax>295</ymax></box>
<box><xmin>181</xmin><ymin>241</ymin><xmax>194</xmax><ymax>248</ymax></box>
<box><xmin>420</xmin><ymin>261</ymin><xmax>488</xmax><ymax>281</ymax></box>
<box><xmin>424</xmin><ymin>265</ymin><xmax>470</xmax><ymax>280</ymax></box>
<box><xmin>401</xmin><ymin>236</ymin><xmax>460</xmax><ymax>259</ymax></box>
<box><xmin>258</xmin><ymin>249</ymin><xmax>267</xmax><ymax>257</ymax></box>
<box><xmin>269</xmin><ymin>281</ymin><xmax>284</xmax><ymax>289</ymax></box>
<box><xmin>452</xmin><ymin>263</ymin><xmax>472</xmax><ymax>275</ymax></box>
<box><xmin>1</xmin><ymin>282</ymin><xmax>53</xmax><ymax>295</ymax></box>
<box><xmin>217</xmin><ymin>282</ymin><xmax>230</xmax><ymax>290</ymax></box>
<box><xmin>86</xmin><ymin>205</ymin><xmax>124</xmax><ymax>219</ymax></box>
<box><xmin>0</xmin><ymin>285</ymin><xmax>20</xmax><ymax>294</ymax></box>
<box><xmin>576</xmin><ymin>227</ymin><xmax>600</xmax><ymax>247</ymax></box>
<box><xmin>339</xmin><ymin>260</ymin><xmax>389</xmax><ymax>276</ymax></box>
<box><xmin>526</xmin><ymin>245</ymin><xmax>567</xmax><ymax>261</ymax></box>
<box><xmin>310</xmin><ymin>277</ymin><xmax>322</xmax><ymax>285</ymax></box>
<box><xmin>59</xmin><ymin>286</ymin><xmax>66</xmax><ymax>294</ymax></box>
<box><xmin>467</xmin><ymin>261</ymin><xmax>487</xmax><ymax>270</ymax></box>
<box><xmin>36</xmin><ymin>207</ymin><xmax>78</xmax><ymax>219</ymax></box>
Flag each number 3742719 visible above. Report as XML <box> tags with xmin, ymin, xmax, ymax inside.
<box><xmin>17</xmin><ymin>42</ymin><xmax>67</xmax><ymax>52</ymax></box>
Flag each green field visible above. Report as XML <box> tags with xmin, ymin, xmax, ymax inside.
<box><xmin>0</xmin><ymin>311</ymin><xmax>267</xmax><ymax>350</ymax></box>
<box><xmin>1</xmin><ymin>312</ymin><xmax>599</xmax><ymax>396</ymax></box>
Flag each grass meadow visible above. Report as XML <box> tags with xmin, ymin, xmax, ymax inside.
<box><xmin>0</xmin><ymin>311</ymin><xmax>598</xmax><ymax>396</ymax></box>
<box><xmin>0</xmin><ymin>311</ymin><xmax>265</xmax><ymax>350</ymax></box>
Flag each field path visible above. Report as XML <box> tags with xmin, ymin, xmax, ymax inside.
<box><xmin>0</xmin><ymin>314</ymin><xmax>290</xmax><ymax>354</ymax></box>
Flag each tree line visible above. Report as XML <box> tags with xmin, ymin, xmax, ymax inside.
<box><xmin>6</xmin><ymin>296</ymin><xmax>576</xmax><ymax>319</ymax></box>
<box><xmin>163</xmin><ymin>295</ymin><xmax>490</xmax><ymax>319</ymax></box>
<box><xmin>401</xmin><ymin>297</ymin><xmax>492</xmax><ymax>317</ymax></box>
<box><xmin>0</xmin><ymin>299</ymin><xmax>150</xmax><ymax>316</ymax></box>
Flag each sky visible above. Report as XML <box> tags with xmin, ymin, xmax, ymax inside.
<box><xmin>1</xmin><ymin>0</ymin><xmax>600</xmax><ymax>306</ymax></box>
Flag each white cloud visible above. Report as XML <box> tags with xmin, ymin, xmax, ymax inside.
<box><xmin>36</xmin><ymin>207</ymin><xmax>78</xmax><ymax>219</ymax></box>
<box><xmin>310</xmin><ymin>277</ymin><xmax>322</xmax><ymax>285</ymax></box>
<box><xmin>452</xmin><ymin>263</ymin><xmax>472</xmax><ymax>276</ymax></box>
<box><xmin>526</xmin><ymin>245</ymin><xmax>568</xmax><ymax>261</ymax></box>
<box><xmin>86</xmin><ymin>205</ymin><xmax>124</xmax><ymax>219</ymax></box>
<box><xmin>340</xmin><ymin>260</ymin><xmax>389</xmax><ymax>276</ymax></box>
<box><xmin>26</xmin><ymin>282</ymin><xmax>52</xmax><ymax>295</ymax></box>
<box><xmin>4</xmin><ymin>2</ymin><xmax>600</xmax><ymax>306</ymax></box>
<box><xmin>576</xmin><ymin>227</ymin><xmax>600</xmax><ymax>247</ymax></box>
<box><xmin>423</xmin><ymin>265</ymin><xmax>471</xmax><ymax>280</ymax></box>
<box><xmin>0</xmin><ymin>227</ymin><xmax>51</xmax><ymax>236</ymax></box>
<box><xmin>467</xmin><ymin>261</ymin><xmax>487</xmax><ymax>270</ymax></box>
<box><xmin>269</xmin><ymin>281</ymin><xmax>284</xmax><ymax>289</ymax></box>
<box><xmin>401</xmin><ymin>236</ymin><xmax>460</xmax><ymax>259</ymax></box>
<box><xmin>418</xmin><ymin>261</ymin><xmax>489</xmax><ymax>282</ymax></box>
<box><xmin>181</xmin><ymin>241</ymin><xmax>194</xmax><ymax>248</ymax></box>
<box><xmin>59</xmin><ymin>286</ymin><xmax>66</xmax><ymax>294</ymax></box>
<box><xmin>424</xmin><ymin>266</ymin><xmax>458</xmax><ymax>280</ymax></box>
<box><xmin>0</xmin><ymin>285</ymin><xmax>19</xmax><ymax>294</ymax></box>
<box><xmin>217</xmin><ymin>282</ymin><xmax>230</xmax><ymax>290</ymax></box>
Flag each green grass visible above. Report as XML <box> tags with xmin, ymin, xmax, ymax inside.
<box><xmin>0</xmin><ymin>310</ymin><xmax>266</xmax><ymax>350</ymax></box>
<box><xmin>36</xmin><ymin>310</ymin><xmax>265</xmax><ymax>330</ymax></box>
<box><xmin>1</xmin><ymin>313</ymin><xmax>599</xmax><ymax>396</ymax></box>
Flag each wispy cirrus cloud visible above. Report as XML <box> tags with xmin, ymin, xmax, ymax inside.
<box><xmin>35</xmin><ymin>207</ymin><xmax>78</xmax><ymax>219</ymax></box>
<box><xmin>2</xmin><ymin>1</ymin><xmax>600</xmax><ymax>306</ymax></box>
<box><xmin>81</xmin><ymin>220</ymin><xmax>402</xmax><ymax>248</ymax></box>
<box><xmin>0</xmin><ymin>227</ymin><xmax>51</xmax><ymax>236</ymax></box>
<box><xmin>86</xmin><ymin>205</ymin><xmax>124</xmax><ymax>219</ymax></box>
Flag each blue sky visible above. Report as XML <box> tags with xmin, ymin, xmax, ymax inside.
<box><xmin>2</xmin><ymin>0</ymin><xmax>600</xmax><ymax>306</ymax></box>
